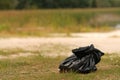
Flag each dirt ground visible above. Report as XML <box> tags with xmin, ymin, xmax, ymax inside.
<box><xmin>0</xmin><ymin>30</ymin><xmax>120</xmax><ymax>57</ymax></box>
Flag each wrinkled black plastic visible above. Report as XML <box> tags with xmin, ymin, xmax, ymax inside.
<box><xmin>59</xmin><ymin>44</ymin><xmax>104</xmax><ymax>73</ymax></box>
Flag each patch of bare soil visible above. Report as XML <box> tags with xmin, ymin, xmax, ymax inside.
<box><xmin>0</xmin><ymin>30</ymin><xmax>120</xmax><ymax>58</ymax></box>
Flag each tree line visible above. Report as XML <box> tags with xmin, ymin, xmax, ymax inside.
<box><xmin>0</xmin><ymin>0</ymin><xmax>120</xmax><ymax>10</ymax></box>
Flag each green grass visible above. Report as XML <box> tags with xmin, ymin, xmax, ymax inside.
<box><xmin>0</xmin><ymin>50</ymin><xmax>120</xmax><ymax>80</ymax></box>
<box><xmin>0</xmin><ymin>8</ymin><xmax>120</xmax><ymax>36</ymax></box>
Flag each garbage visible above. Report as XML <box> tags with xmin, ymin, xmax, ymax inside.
<box><xmin>59</xmin><ymin>44</ymin><xmax>104</xmax><ymax>74</ymax></box>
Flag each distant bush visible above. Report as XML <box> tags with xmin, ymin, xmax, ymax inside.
<box><xmin>0</xmin><ymin>0</ymin><xmax>120</xmax><ymax>10</ymax></box>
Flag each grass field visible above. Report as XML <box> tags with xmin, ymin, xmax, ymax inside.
<box><xmin>0</xmin><ymin>38</ymin><xmax>119</xmax><ymax>80</ymax></box>
<box><xmin>0</xmin><ymin>8</ymin><xmax>120</xmax><ymax>36</ymax></box>
<box><xmin>0</xmin><ymin>8</ymin><xmax>120</xmax><ymax>80</ymax></box>
<box><xmin>0</xmin><ymin>49</ymin><xmax>120</xmax><ymax>80</ymax></box>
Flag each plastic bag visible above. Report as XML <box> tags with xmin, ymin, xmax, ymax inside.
<box><xmin>59</xmin><ymin>44</ymin><xmax>104</xmax><ymax>73</ymax></box>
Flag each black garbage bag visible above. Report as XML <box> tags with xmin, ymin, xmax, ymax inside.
<box><xmin>59</xmin><ymin>44</ymin><xmax>104</xmax><ymax>73</ymax></box>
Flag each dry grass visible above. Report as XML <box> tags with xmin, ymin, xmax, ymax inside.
<box><xmin>0</xmin><ymin>48</ymin><xmax>119</xmax><ymax>80</ymax></box>
<box><xmin>0</xmin><ymin>8</ymin><xmax>120</xmax><ymax>36</ymax></box>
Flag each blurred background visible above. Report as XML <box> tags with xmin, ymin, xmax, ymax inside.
<box><xmin>0</xmin><ymin>1</ymin><xmax>120</xmax><ymax>79</ymax></box>
<box><xmin>0</xmin><ymin>0</ymin><xmax>120</xmax><ymax>36</ymax></box>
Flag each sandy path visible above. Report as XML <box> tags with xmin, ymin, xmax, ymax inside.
<box><xmin>0</xmin><ymin>37</ymin><xmax>120</xmax><ymax>53</ymax></box>
<box><xmin>0</xmin><ymin>30</ymin><xmax>119</xmax><ymax>58</ymax></box>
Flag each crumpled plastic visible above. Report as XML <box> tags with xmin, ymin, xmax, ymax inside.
<box><xmin>59</xmin><ymin>44</ymin><xmax>104</xmax><ymax>73</ymax></box>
